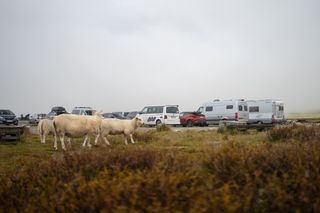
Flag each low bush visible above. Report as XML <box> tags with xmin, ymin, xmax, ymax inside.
<box><xmin>156</xmin><ymin>124</ymin><xmax>172</xmax><ymax>132</ymax></box>
<box><xmin>1</xmin><ymin>129</ymin><xmax>320</xmax><ymax>212</ymax></box>
<box><xmin>267</xmin><ymin>125</ymin><xmax>320</xmax><ymax>142</ymax></box>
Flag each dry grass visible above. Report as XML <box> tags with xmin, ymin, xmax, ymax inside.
<box><xmin>0</xmin><ymin>126</ymin><xmax>319</xmax><ymax>212</ymax></box>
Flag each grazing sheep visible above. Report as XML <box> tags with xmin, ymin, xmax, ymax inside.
<box><xmin>38</xmin><ymin>119</ymin><xmax>56</xmax><ymax>144</ymax></box>
<box><xmin>53</xmin><ymin>112</ymin><xmax>103</xmax><ymax>150</ymax></box>
<box><xmin>98</xmin><ymin>117</ymin><xmax>144</xmax><ymax>145</ymax></box>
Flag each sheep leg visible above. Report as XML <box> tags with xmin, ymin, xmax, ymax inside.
<box><xmin>94</xmin><ymin>134</ymin><xmax>100</xmax><ymax>145</ymax></box>
<box><xmin>130</xmin><ymin>134</ymin><xmax>135</xmax><ymax>144</ymax></box>
<box><xmin>102</xmin><ymin>136</ymin><xmax>111</xmax><ymax>145</ymax></box>
<box><xmin>87</xmin><ymin>137</ymin><xmax>92</xmax><ymax>148</ymax></box>
<box><xmin>82</xmin><ymin>135</ymin><xmax>88</xmax><ymax>147</ymax></box>
<box><xmin>124</xmin><ymin>134</ymin><xmax>128</xmax><ymax>145</ymax></box>
<box><xmin>54</xmin><ymin>135</ymin><xmax>59</xmax><ymax>150</ymax></box>
<box><xmin>60</xmin><ymin>136</ymin><xmax>66</xmax><ymax>151</ymax></box>
<box><xmin>67</xmin><ymin>138</ymin><xmax>72</xmax><ymax>148</ymax></box>
<box><xmin>40</xmin><ymin>133</ymin><xmax>44</xmax><ymax>144</ymax></box>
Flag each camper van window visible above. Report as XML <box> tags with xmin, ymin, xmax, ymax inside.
<box><xmin>205</xmin><ymin>106</ymin><xmax>213</xmax><ymax>112</ymax></box>
<box><xmin>166</xmin><ymin>107</ymin><xmax>179</xmax><ymax>113</ymax></box>
<box><xmin>279</xmin><ymin>106</ymin><xmax>284</xmax><ymax>111</ymax></box>
<box><xmin>244</xmin><ymin>106</ymin><xmax>248</xmax><ymax>111</ymax></box>
<box><xmin>249</xmin><ymin>106</ymin><xmax>259</xmax><ymax>112</ymax></box>
<box><xmin>238</xmin><ymin>105</ymin><xmax>243</xmax><ymax>111</ymax></box>
<box><xmin>226</xmin><ymin>105</ymin><xmax>233</xmax><ymax>109</ymax></box>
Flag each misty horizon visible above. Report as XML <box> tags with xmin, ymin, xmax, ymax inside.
<box><xmin>1</xmin><ymin>0</ymin><xmax>320</xmax><ymax>116</ymax></box>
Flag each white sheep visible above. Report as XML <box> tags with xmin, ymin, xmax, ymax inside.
<box><xmin>53</xmin><ymin>112</ymin><xmax>103</xmax><ymax>150</ymax></box>
<box><xmin>98</xmin><ymin>117</ymin><xmax>144</xmax><ymax>145</ymax></box>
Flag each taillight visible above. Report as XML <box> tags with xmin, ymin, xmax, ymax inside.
<box><xmin>235</xmin><ymin>112</ymin><xmax>238</xmax><ymax>121</ymax></box>
<box><xmin>164</xmin><ymin>115</ymin><xmax>167</xmax><ymax>119</ymax></box>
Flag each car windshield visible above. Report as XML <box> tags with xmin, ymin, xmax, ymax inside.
<box><xmin>0</xmin><ymin>110</ymin><xmax>13</xmax><ymax>115</ymax></box>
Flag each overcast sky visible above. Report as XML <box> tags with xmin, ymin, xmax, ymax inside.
<box><xmin>1</xmin><ymin>0</ymin><xmax>319</xmax><ymax>115</ymax></box>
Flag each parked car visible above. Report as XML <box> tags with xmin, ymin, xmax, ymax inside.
<box><xmin>247</xmin><ymin>99</ymin><xmax>285</xmax><ymax>124</ymax></box>
<box><xmin>113</xmin><ymin>112</ymin><xmax>130</xmax><ymax>117</ymax></box>
<box><xmin>180</xmin><ymin>112</ymin><xmax>206</xmax><ymax>127</ymax></box>
<box><xmin>0</xmin><ymin>109</ymin><xmax>18</xmax><ymax>125</ymax></box>
<box><xmin>29</xmin><ymin>113</ymin><xmax>47</xmax><ymax>124</ymax></box>
<box><xmin>125</xmin><ymin>111</ymin><xmax>139</xmax><ymax>119</ymax></box>
<box><xmin>138</xmin><ymin>105</ymin><xmax>180</xmax><ymax>126</ymax></box>
<box><xmin>46</xmin><ymin>106</ymin><xmax>68</xmax><ymax>119</ymax></box>
<box><xmin>71</xmin><ymin>107</ymin><xmax>95</xmax><ymax>116</ymax></box>
<box><xmin>102</xmin><ymin>113</ymin><xmax>126</xmax><ymax>120</ymax></box>
<box><xmin>197</xmin><ymin>99</ymin><xmax>248</xmax><ymax>125</ymax></box>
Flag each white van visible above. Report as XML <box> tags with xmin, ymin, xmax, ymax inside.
<box><xmin>197</xmin><ymin>99</ymin><xmax>249</xmax><ymax>125</ymax></box>
<box><xmin>138</xmin><ymin>105</ymin><xmax>180</xmax><ymax>126</ymax></box>
<box><xmin>247</xmin><ymin>99</ymin><xmax>285</xmax><ymax>124</ymax></box>
<box><xmin>71</xmin><ymin>107</ymin><xmax>96</xmax><ymax>116</ymax></box>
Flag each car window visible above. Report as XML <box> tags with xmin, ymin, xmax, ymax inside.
<box><xmin>85</xmin><ymin>110</ymin><xmax>93</xmax><ymax>115</ymax></box>
<box><xmin>166</xmin><ymin>106</ymin><xmax>179</xmax><ymax>113</ymax></box>
<box><xmin>197</xmin><ymin>107</ymin><xmax>204</xmax><ymax>113</ymax></box>
<box><xmin>205</xmin><ymin>106</ymin><xmax>213</xmax><ymax>112</ymax></box>
<box><xmin>238</xmin><ymin>105</ymin><xmax>243</xmax><ymax>111</ymax></box>
<box><xmin>244</xmin><ymin>106</ymin><xmax>248</xmax><ymax>111</ymax></box>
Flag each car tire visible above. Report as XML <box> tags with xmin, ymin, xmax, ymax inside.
<box><xmin>187</xmin><ymin>120</ymin><xmax>193</xmax><ymax>127</ymax></box>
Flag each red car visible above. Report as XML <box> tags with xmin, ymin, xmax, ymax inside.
<box><xmin>180</xmin><ymin>112</ymin><xmax>207</xmax><ymax>127</ymax></box>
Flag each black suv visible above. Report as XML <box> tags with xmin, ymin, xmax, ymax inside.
<box><xmin>46</xmin><ymin>106</ymin><xmax>68</xmax><ymax>119</ymax></box>
<box><xmin>0</xmin><ymin>109</ymin><xmax>18</xmax><ymax>125</ymax></box>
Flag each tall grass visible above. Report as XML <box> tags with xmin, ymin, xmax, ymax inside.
<box><xmin>0</xmin><ymin>128</ymin><xmax>320</xmax><ymax>212</ymax></box>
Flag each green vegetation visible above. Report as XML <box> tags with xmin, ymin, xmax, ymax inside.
<box><xmin>0</xmin><ymin>126</ymin><xmax>319</xmax><ymax>212</ymax></box>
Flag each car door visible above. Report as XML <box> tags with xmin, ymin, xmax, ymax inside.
<box><xmin>164</xmin><ymin>106</ymin><xmax>180</xmax><ymax>125</ymax></box>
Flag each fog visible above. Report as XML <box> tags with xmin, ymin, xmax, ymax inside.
<box><xmin>1</xmin><ymin>0</ymin><xmax>319</xmax><ymax>115</ymax></box>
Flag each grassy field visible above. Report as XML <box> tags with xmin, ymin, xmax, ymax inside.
<box><xmin>0</xmin><ymin>125</ymin><xmax>320</xmax><ymax>212</ymax></box>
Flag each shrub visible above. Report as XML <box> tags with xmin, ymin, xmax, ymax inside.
<box><xmin>267</xmin><ymin>125</ymin><xmax>320</xmax><ymax>142</ymax></box>
<box><xmin>156</xmin><ymin>124</ymin><xmax>172</xmax><ymax>132</ymax></box>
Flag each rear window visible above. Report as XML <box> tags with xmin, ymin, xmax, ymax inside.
<box><xmin>205</xmin><ymin>106</ymin><xmax>213</xmax><ymax>112</ymax></box>
<box><xmin>166</xmin><ymin>107</ymin><xmax>179</xmax><ymax>114</ymax></box>
<box><xmin>226</xmin><ymin>105</ymin><xmax>233</xmax><ymax>109</ymax></box>
<box><xmin>244</xmin><ymin>106</ymin><xmax>248</xmax><ymax>111</ymax></box>
<box><xmin>249</xmin><ymin>106</ymin><xmax>259</xmax><ymax>112</ymax></box>
<box><xmin>279</xmin><ymin>106</ymin><xmax>284</xmax><ymax>111</ymax></box>
<box><xmin>238</xmin><ymin>105</ymin><xmax>243</xmax><ymax>111</ymax></box>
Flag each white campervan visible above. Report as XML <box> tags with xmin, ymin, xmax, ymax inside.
<box><xmin>247</xmin><ymin>99</ymin><xmax>285</xmax><ymax>124</ymax></box>
<box><xmin>197</xmin><ymin>99</ymin><xmax>249</xmax><ymax>125</ymax></box>
<box><xmin>138</xmin><ymin>105</ymin><xmax>180</xmax><ymax>126</ymax></box>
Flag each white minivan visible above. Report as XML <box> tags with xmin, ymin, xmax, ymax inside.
<box><xmin>138</xmin><ymin>105</ymin><xmax>180</xmax><ymax>126</ymax></box>
<box><xmin>197</xmin><ymin>99</ymin><xmax>249</xmax><ymax>125</ymax></box>
<box><xmin>247</xmin><ymin>99</ymin><xmax>285</xmax><ymax>124</ymax></box>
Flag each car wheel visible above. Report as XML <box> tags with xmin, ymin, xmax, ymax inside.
<box><xmin>187</xmin><ymin>120</ymin><xmax>193</xmax><ymax>127</ymax></box>
<box><xmin>156</xmin><ymin>120</ymin><xmax>162</xmax><ymax>126</ymax></box>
